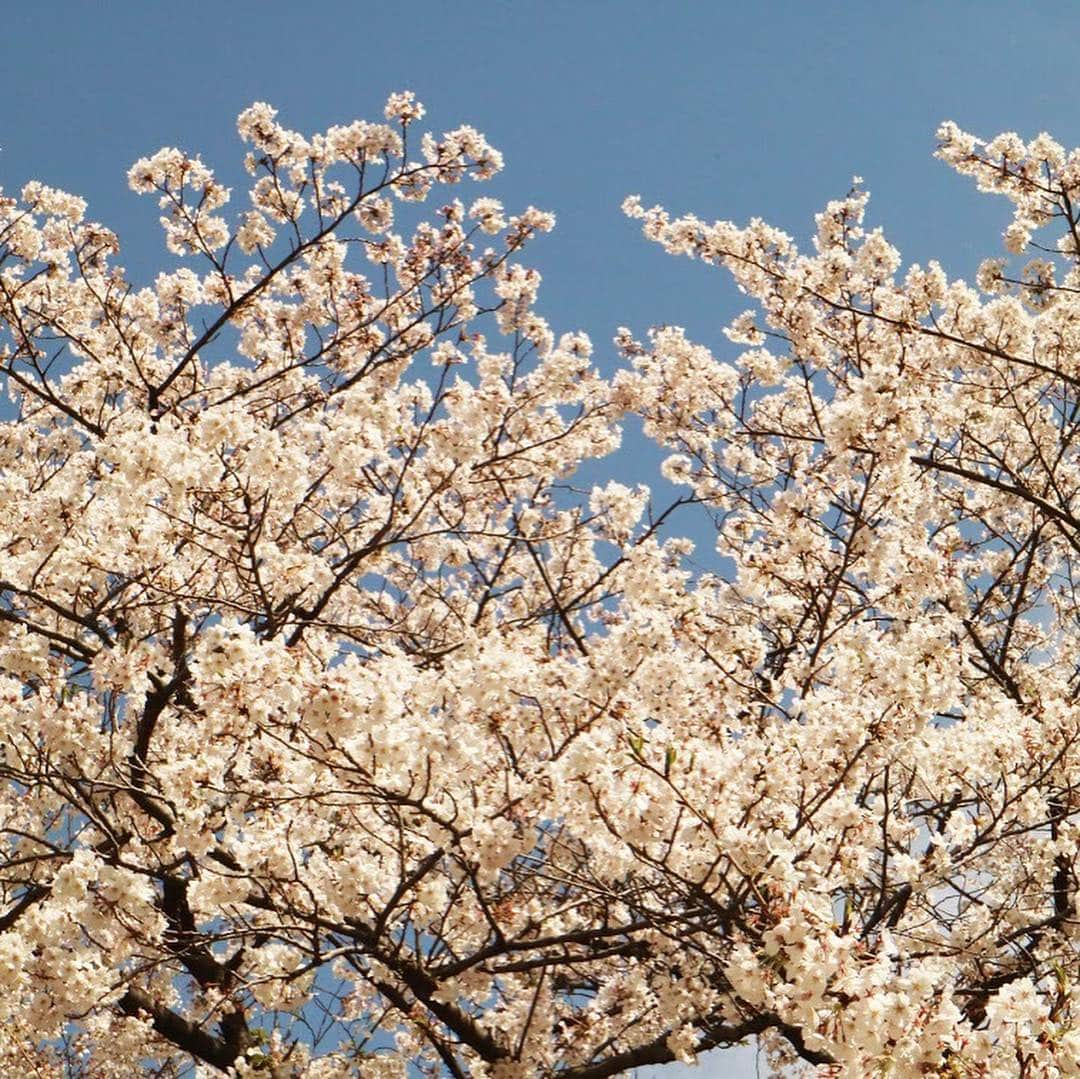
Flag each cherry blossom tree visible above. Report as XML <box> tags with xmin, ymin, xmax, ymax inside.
<box><xmin>2</xmin><ymin>95</ymin><xmax>1080</xmax><ymax>1077</ymax></box>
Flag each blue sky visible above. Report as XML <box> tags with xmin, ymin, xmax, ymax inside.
<box><xmin>10</xmin><ymin>1</ymin><xmax>1080</xmax><ymax>367</ymax></box>
<box><xmin>5</xmin><ymin>2</ymin><xmax>1080</xmax><ymax>1074</ymax></box>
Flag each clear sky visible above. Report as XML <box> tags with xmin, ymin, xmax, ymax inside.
<box><xmin>5</xmin><ymin>2</ymin><xmax>1080</xmax><ymax>1074</ymax></box>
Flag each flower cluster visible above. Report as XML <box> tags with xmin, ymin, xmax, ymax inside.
<box><xmin>5</xmin><ymin>98</ymin><xmax>1080</xmax><ymax>1078</ymax></box>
